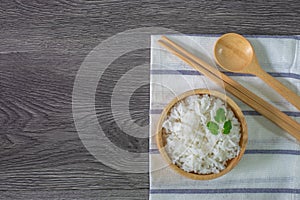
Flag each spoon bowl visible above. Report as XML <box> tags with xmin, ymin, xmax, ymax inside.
<box><xmin>214</xmin><ymin>33</ymin><xmax>254</xmax><ymax>72</ymax></box>
<box><xmin>214</xmin><ymin>33</ymin><xmax>300</xmax><ymax>110</ymax></box>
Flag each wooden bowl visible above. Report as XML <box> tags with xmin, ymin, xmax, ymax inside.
<box><xmin>156</xmin><ymin>89</ymin><xmax>248</xmax><ymax>180</ymax></box>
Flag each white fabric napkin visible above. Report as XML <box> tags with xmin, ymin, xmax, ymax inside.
<box><xmin>150</xmin><ymin>35</ymin><xmax>300</xmax><ymax>200</ymax></box>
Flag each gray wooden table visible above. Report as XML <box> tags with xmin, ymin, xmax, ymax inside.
<box><xmin>0</xmin><ymin>1</ymin><xmax>299</xmax><ymax>199</ymax></box>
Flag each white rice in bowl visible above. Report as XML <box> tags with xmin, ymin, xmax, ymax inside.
<box><xmin>162</xmin><ymin>94</ymin><xmax>241</xmax><ymax>174</ymax></box>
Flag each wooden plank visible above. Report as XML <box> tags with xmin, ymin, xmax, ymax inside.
<box><xmin>0</xmin><ymin>190</ymin><xmax>148</xmax><ymax>200</ymax></box>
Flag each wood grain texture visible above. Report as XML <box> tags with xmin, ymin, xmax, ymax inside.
<box><xmin>0</xmin><ymin>190</ymin><xmax>148</xmax><ymax>200</ymax></box>
<box><xmin>0</xmin><ymin>0</ymin><xmax>299</xmax><ymax>199</ymax></box>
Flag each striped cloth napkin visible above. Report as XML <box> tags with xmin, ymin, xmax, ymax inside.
<box><xmin>149</xmin><ymin>35</ymin><xmax>300</xmax><ymax>200</ymax></box>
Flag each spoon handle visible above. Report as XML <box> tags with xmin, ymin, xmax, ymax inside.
<box><xmin>255</xmin><ymin>68</ymin><xmax>300</xmax><ymax>110</ymax></box>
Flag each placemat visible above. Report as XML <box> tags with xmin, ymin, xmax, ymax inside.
<box><xmin>150</xmin><ymin>34</ymin><xmax>300</xmax><ymax>200</ymax></box>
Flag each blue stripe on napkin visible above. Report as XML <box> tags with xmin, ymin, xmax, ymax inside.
<box><xmin>150</xmin><ymin>109</ymin><xmax>300</xmax><ymax>117</ymax></box>
<box><xmin>150</xmin><ymin>70</ymin><xmax>300</xmax><ymax>80</ymax></box>
<box><xmin>150</xmin><ymin>188</ymin><xmax>300</xmax><ymax>194</ymax></box>
<box><xmin>149</xmin><ymin>149</ymin><xmax>300</xmax><ymax>155</ymax></box>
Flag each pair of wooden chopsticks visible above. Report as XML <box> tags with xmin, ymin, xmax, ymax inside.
<box><xmin>158</xmin><ymin>36</ymin><xmax>300</xmax><ymax>140</ymax></box>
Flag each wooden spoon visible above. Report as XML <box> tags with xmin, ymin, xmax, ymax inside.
<box><xmin>214</xmin><ymin>33</ymin><xmax>300</xmax><ymax>110</ymax></box>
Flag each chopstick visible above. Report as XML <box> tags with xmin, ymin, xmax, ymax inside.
<box><xmin>158</xmin><ymin>36</ymin><xmax>300</xmax><ymax>140</ymax></box>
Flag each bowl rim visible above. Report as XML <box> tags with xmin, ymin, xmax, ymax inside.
<box><xmin>155</xmin><ymin>89</ymin><xmax>248</xmax><ymax>180</ymax></box>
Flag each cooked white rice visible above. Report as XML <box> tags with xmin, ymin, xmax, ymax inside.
<box><xmin>162</xmin><ymin>94</ymin><xmax>241</xmax><ymax>174</ymax></box>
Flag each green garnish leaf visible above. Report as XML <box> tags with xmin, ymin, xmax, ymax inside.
<box><xmin>214</xmin><ymin>108</ymin><xmax>226</xmax><ymax>123</ymax></box>
<box><xmin>207</xmin><ymin>121</ymin><xmax>219</xmax><ymax>135</ymax></box>
<box><xmin>223</xmin><ymin>120</ymin><xmax>232</xmax><ymax>134</ymax></box>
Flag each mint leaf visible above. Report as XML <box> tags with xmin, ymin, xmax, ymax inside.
<box><xmin>214</xmin><ymin>108</ymin><xmax>226</xmax><ymax>123</ymax></box>
<box><xmin>207</xmin><ymin>121</ymin><xmax>219</xmax><ymax>135</ymax></box>
<box><xmin>223</xmin><ymin>120</ymin><xmax>232</xmax><ymax>134</ymax></box>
